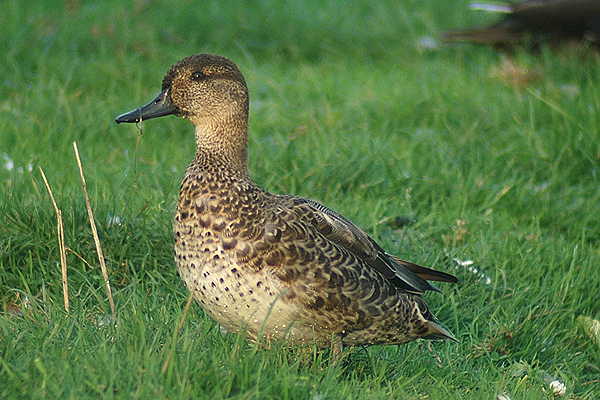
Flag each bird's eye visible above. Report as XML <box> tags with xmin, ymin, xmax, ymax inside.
<box><xmin>191</xmin><ymin>71</ymin><xmax>206</xmax><ymax>81</ymax></box>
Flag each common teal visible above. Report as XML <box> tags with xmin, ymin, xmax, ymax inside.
<box><xmin>116</xmin><ymin>54</ymin><xmax>458</xmax><ymax>351</ymax></box>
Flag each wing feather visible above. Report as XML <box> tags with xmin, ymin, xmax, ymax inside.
<box><xmin>280</xmin><ymin>196</ymin><xmax>457</xmax><ymax>294</ymax></box>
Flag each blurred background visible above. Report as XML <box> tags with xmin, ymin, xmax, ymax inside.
<box><xmin>1</xmin><ymin>1</ymin><xmax>599</xmax><ymax>398</ymax></box>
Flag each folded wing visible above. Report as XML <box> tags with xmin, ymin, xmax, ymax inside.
<box><xmin>280</xmin><ymin>196</ymin><xmax>458</xmax><ymax>294</ymax></box>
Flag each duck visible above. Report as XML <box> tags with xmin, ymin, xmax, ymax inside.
<box><xmin>115</xmin><ymin>54</ymin><xmax>458</xmax><ymax>352</ymax></box>
<box><xmin>441</xmin><ymin>0</ymin><xmax>600</xmax><ymax>49</ymax></box>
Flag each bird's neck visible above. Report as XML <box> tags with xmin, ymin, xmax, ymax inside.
<box><xmin>192</xmin><ymin>121</ymin><xmax>251</xmax><ymax>181</ymax></box>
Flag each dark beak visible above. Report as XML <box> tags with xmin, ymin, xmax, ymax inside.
<box><xmin>115</xmin><ymin>89</ymin><xmax>177</xmax><ymax>124</ymax></box>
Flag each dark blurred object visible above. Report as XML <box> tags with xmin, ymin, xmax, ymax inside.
<box><xmin>441</xmin><ymin>0</ymin><xmax>600</xmax><ymax>49</ymax></box>
<box><xmin>383</xmin><ymin>216</ymin><xmax>417</xmax><ymax>229</ymax></box>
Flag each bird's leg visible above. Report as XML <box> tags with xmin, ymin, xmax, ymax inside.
<box><xmin>329</xmin><ymin>334</ymin><xmax>345</xmax><ymax>364</ymax></box>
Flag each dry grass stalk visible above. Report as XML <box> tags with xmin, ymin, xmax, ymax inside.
<box><xmin>72</xmin><ymin>142</ymin><xmax>116</xmax><ymax>316</ymax></box>
<box><xmin>133</xmin><ymin>123</ymin><xmax>144</xmax><ymax>189</ymax></box>
<box><xmin>161</xmin><ymin>290</ymin><xmax>196</xmax><ymax>375</ymax></box>
<box><xmin>38</xmin><ymin>166</ymin><xmax>69</xmax><ymax>313</ymax></box>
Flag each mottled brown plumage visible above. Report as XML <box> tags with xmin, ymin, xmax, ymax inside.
<box><xmin>116</xmin><ymin>54</ymin><xmax>458</xmax><ymax>351</ymax></box>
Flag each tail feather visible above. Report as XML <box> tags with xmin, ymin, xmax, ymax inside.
<box><xmin>423</xmin><ymin>320</ymin><xmax>459</xmax><ymax>343</ymax></box>
<box><xmin>389</xmin><ymin>255</ymin><xmax>459</xmax><ymax>284</ymax></box>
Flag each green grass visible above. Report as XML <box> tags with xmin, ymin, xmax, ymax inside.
<box><xmin>1</xmin><ymin>0</ymin><xmax>600</xmax><ymax>398</ymax></box>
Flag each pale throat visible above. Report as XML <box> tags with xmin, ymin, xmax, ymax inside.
<box><xmin>192</xmin><ymin>120</ymin><xmax>250</xmax><ymax>177</ymax></box>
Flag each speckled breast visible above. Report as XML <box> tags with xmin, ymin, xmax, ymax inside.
<box><xmin>173</xmin><ymin>174</ymin><xmax>308</xmax><ymax>343</ymax></box>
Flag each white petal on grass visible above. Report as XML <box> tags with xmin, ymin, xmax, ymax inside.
<box><xmin>107</xmin><ymin>215</ymin><xmax>122</xmax><ymax>227</ymax></box>
<box><xmin>3</xmin><ymin>154</ymin><xmax>14</xmax><ymax>171</ymax></box>
<box><xmin>453</xmin><ymin>257</ymin><xmax>492</xmax><ymax>284</ymax></box>
<box><xmin>416</xmin><ymin>36</ymin><xmax>440</xmax><ymax>52</ymax></box>
<box><xmin>576</xmin><ymin>316</ymin><xmax>600</xmax><ymax>350</ymax></box>
<box><xmin>22</xmin><ymin>295</ymin><xmax>32</xmax><ymax>309</ymax></box>
<box><xmin>549</xmin><ymin>380</ymin><xmax>566</xmax><ymax>396</ymax></box>
<box><xmin>559</xmin><ymin>84</ymin><xmax>580</xmax><ymax>100</ymax></box>
<box><xmin>453</xmin><ymin>258</ymin><xmax>474</xmax><ymax>267</ymax></box>
<box><xmin>543</xmin><ymin>373</ymin><xmax>567</xmax><ymax>396</ymax></box>
<box><xmin>496</xmin><ymin>392</ymin><xmax>512</xmax><ymax>400</ymax></box>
